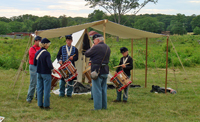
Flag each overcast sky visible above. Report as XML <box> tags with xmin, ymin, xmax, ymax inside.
<box><xmin>1</xmin><ymin>0</ymin><xmax>200</xmax><ymax>18</ymax></box>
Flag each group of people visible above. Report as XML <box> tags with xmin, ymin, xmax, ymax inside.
<box><xmin>26</xmin><ymin>33</ymin><xmax>133</xmax><ymax>110</ymax></box>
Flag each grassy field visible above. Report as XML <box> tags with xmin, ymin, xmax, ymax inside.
<box><xmin>1</xmin><ymin>35</ymin><xmax>200</xmax><ymax>121</ymax></box>
<box><xmin>0</xmin><ymin>65</ymin><xmax>200</xmax><ymax>121</ymax></box>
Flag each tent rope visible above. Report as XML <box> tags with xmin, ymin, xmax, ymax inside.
<box><xmin>169</xmin><ymin>38</ymin><xmax>196</xmax><ymax>95</ymax></box>
<box><xmin>17</xmin><ymin>57</ymin><xmax>29</xmax><ymax>100</ymax></box>
<box><xmin>12</xmin><ymin>36</ymin><xmax>32</xmax><ymax>91</ymax></box>
<box><xmin>171</xmin><ymin>57</ymin><xmax>178</xmax><ymax>93</ymax></box>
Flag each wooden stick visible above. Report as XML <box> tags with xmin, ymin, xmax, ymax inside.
<box><xmin>113</xmin><ymin>63</ymin><xmax>129</xmax><ymax>68</ymax></box>
<box><xmin>63</xmin><ymin>54</ymin><xmax>76</xmax><ymax>64</ymax></box>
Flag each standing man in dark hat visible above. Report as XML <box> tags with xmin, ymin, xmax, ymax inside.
<box><xmin>26</xmin><ymin>36</ymin><xmax>41</xmax><ymax>103</ymax></box>
<box><xmin>57</xmin><ymin>35</ymin><xmax>78</xmax><ymax>97</ymax></box>
<box><xmin>85</xmin><ymin>34</ymin><xmax>111</xmax><ymax>110</ymax></box>
<box><xmin>34</xmin><ymin>38</ymin><xmax>54</xmax><ymax>109</ymax></box>
<box><xmin>113</xmin><ymin>47</ymin><xmax>133</xmax><ymax>103</ymax></box>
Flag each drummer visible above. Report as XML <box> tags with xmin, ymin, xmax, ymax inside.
<box><xmin>112</xmin><ymin>47</ymin><xmax>133</xmax><ymax>103</ymax></box>
<box><xmin>56</xmin><ymin>35</ymin><xmax>78</xmax><ymax>97</ymax></box>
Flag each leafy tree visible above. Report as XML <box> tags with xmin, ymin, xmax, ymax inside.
<box><xmin>32</xmin><ymin>16</ymin><xmax>60</xmax><ymax>31</ymax></box>
<box><xmin>21</xmin><ymin>20</ymin><xmax>34</xmax><ymax>32</ymax></box>
<box><xmin>85</xmin><ymin>0</ymin><xmax>158</xmax><ymax>41</ymax></box>
<box><xmin>59</xmin><ymin>15</ymin><xmax>68</xmax><ymax>27</ymax></box>
<box><xmin>0</xmin><ymin>17</ymin><xmax>11</xmax><ymax>22</ymax></box>
<box><xmin>10</xmin><ymin>14</ymin><xmax>39</xmax><ymax>22</ymax></box>
<box><xmin>0</xmin><ymin>21</ymin><xmax>11</xmax><ymax>34</ymax></box>
<box><xmin>134</xmin><ymin>17</ymin><xmax>164</xmax><ymax>33</ymax></box>
<box><xmin>88</xmin><ymin>10</ymin><xmax>107</xmax><ymax>22</ymax></box>
<box><xmin>85</xmin><ymin>0</ymin><xmax>158</xmax><ymax>24</ymax></box>
<box><xmin>193</xmin><ymin>27</ymin><xmax>200</xmax><ymax>35</ymax></box>
<box><xmin>8</xmin><ymin>21</ymin><xmax>23</xmax><ymax>32</ymax></box>
<box><xmin>167</xmin><ymin>20</ymin><xmax>187</xmax><ymax>35</ymax></box>
<box><xmin>191</xmin><ymin>15</ymin><xmax>200</xmax><ymax>30</ymax></box>
<box><xmin>185</xmin><ymin>14</ymin><xmax>196</xmax><ymax>32</ymax></box>
<box><xmin>167</xmin><ymin>14</ymin><xmax>187</xmax><ymax>35</ymax></box>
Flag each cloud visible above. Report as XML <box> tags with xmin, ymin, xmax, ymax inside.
<box><xmin>189</xmin><ymin>0</ymin><xmax>200</xmax><ymax>3</ymax></box>
<box><xmin>0</xmin><ymin>7</ymin><xmax>89</xmax><ymax>18</ymax></box>
<box><xmin>47</xmin><ymin>0</ymin><xmax>91</xmax><ymax>11</ymax></box>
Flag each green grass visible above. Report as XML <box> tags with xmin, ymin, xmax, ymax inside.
<box><xmin>1</xmin><ymin>66</ymin><xmax>200</xmax><ymax>121</ymax></box>
<box><xmin>1</xmin><ymin>35</ymin><xmax>200</xmax><ymax>121</ymax></box>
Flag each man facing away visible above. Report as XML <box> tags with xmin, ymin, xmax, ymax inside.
<box><xmin>85</xmin><ymin>34</ymin><xmax>111</xmax><ymax>110</ymax></box>
<box><xmin>34</xmin><ymin>38</ymin><xmax>54</xmax><ymax>109</ymax></box>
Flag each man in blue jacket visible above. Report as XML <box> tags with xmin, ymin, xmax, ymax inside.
<box><xmin>34</xmin><ymin>38</ymin><xmax>54</xmax><ymax>110</ymax></box>
<box><xmin>85</xmin><ymin>34</ymin><xmax>111</xmax><ymax>110</ymax></box>
<box><xmin>57</xmin><ymin>35</ymin><xmax>78</xmax><ymax>97</ymax></box>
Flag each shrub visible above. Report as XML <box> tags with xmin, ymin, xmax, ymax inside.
<box><xmin>193</xmin><ymin>27</ymin><xmax>200</xmax><ymax>35</ymax></box>
<box><xmin>162</xmin><ymin>42</ymin><xmax>172</xmax><ymax>52</ymax></box>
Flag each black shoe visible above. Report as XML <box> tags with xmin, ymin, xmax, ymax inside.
<box><xmin>89</xmin><ymin>98</ymin><xmax>93</xmax><ymax>100</ymax></box>
<box><xmin>39</xmin><ymin>106</ymin><xmax>44</xmax><ymax>109</ymax></box>
<box><xmin>123</xmin><ymin>100</ymin><xmax>127</xmax><ymax>103</ymax></box>
<box><xmin>112</xmin><ymin>100</ymin><xmax>121</xmax><ymax>102</ymax></box>
<box><xmin>44</xmin><ymin>106</ymin><xmax>51</xmax><ymax>110</ymax></box>
<box><xmin>67</xmin><ymin>95</ymin><xmax>72</xmax><ymax>97</ymax></box>
<box><xmin>27</xmin><ymin>100</ymin><xmax>31</xmax><ymax>103</ymax></box>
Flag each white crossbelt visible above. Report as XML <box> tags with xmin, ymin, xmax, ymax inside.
<box><xmin>123</xmin><ymin>56</ymin><xmax>129</xmax><ymax>64</ymax></box>
<box><xmin>66</xmin><ymin>45</ymin><xmax>73</xmax><ymax>56</ymax></box>
<box><xmin>36</xmin><ymin>50</ymin><xmax>46</xmax><ymax>60</ymax></box>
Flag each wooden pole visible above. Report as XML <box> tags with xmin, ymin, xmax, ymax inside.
<box><xmin>145</xmin><ymin>38</ymin><xmax>148</xmax><ymax>88</ymax></box>
<box><xmin>165</xmin><ymin>36</ymin><xmax>169</xmax><ymax>93</ymax></box>
<box><xmin>103</xmin><ymin>19</ymin><xmax>108</xmax><ymax>43</ymax></box>
<box><xmin>131</xmin><ymin>39</ymin><xmax>133</xmax><ymax>81</ymax></box>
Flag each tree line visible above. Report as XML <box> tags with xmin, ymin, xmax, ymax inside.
<box><xmin>0</xmin><ymin>11</ymin><xmax>200</xmax><ymax>35</ymax></box>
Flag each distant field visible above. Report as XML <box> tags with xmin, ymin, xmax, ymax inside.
<box><xmin>1</xmin><ymin>34</ymin><xmax>200</xmax><ymax>70</ymax></box>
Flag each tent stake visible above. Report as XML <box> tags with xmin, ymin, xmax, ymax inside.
<box><xmin>145</xmin><ymin>38</ymin><xmax>148</xmax><ymax>88</ymax></box>
<box><xmin>165</xmin><ymin>36</ymin><xmax>169</xmax><ymax>94</ymax></box>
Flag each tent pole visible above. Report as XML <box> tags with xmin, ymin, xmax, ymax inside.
<box><xmin>103</xmin><ymin>22</ymin><xmax>106</xmax><ymax>43</ymax></box>
<box><xmin>165</xmin><ymin>36</ymin><xmax>169</xmax><ymax>94</ymax></box>
<box><xmin>145</xmin><ymin>38</ymin><xmax>148</xmax><ymax>88</ymax></box>
<box><xmin>131</xmin><ymin>39</ymin><xmax>133</xmax><ymax>82</ymax></box>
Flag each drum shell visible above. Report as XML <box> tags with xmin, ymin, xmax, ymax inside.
<box><xmin>51</xmin><ymin>69</ymin><xmax>62</xmax><ymax>90</ymax></box>
<box><xmin>110</xmin><ymin>71</ymin><xmax>132</xmax><ymax>92</ymax></box>
<box><xmin>83</xmin><ymin>67</ymin><xmax>92</xmax><ymax>83</ymax></box>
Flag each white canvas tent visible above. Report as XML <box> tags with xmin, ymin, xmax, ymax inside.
<box><xmin>36</xmin><ymin>19</ymin><xmax>168</xmax><ymax>90</ymax></box>
<box><xmin>13</xmin><ymin>19</ymin><xmax>169</xmax><ymax>99</ymax></box>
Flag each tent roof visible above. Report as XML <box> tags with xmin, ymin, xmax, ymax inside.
<box><xmin>37</xmin><ymin>19</ymin><xmax>165</xmax><ymax>39</ymax></box>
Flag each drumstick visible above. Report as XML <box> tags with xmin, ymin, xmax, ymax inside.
<box><xmin>113</xmin><ymin>63</ymin><xmax>130</xmax><ymax>68</ymax></box>
<box><xmin>63</xmin><ymin>54</ymin><xmax>76</xmax><ymax>64</ymax></box>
